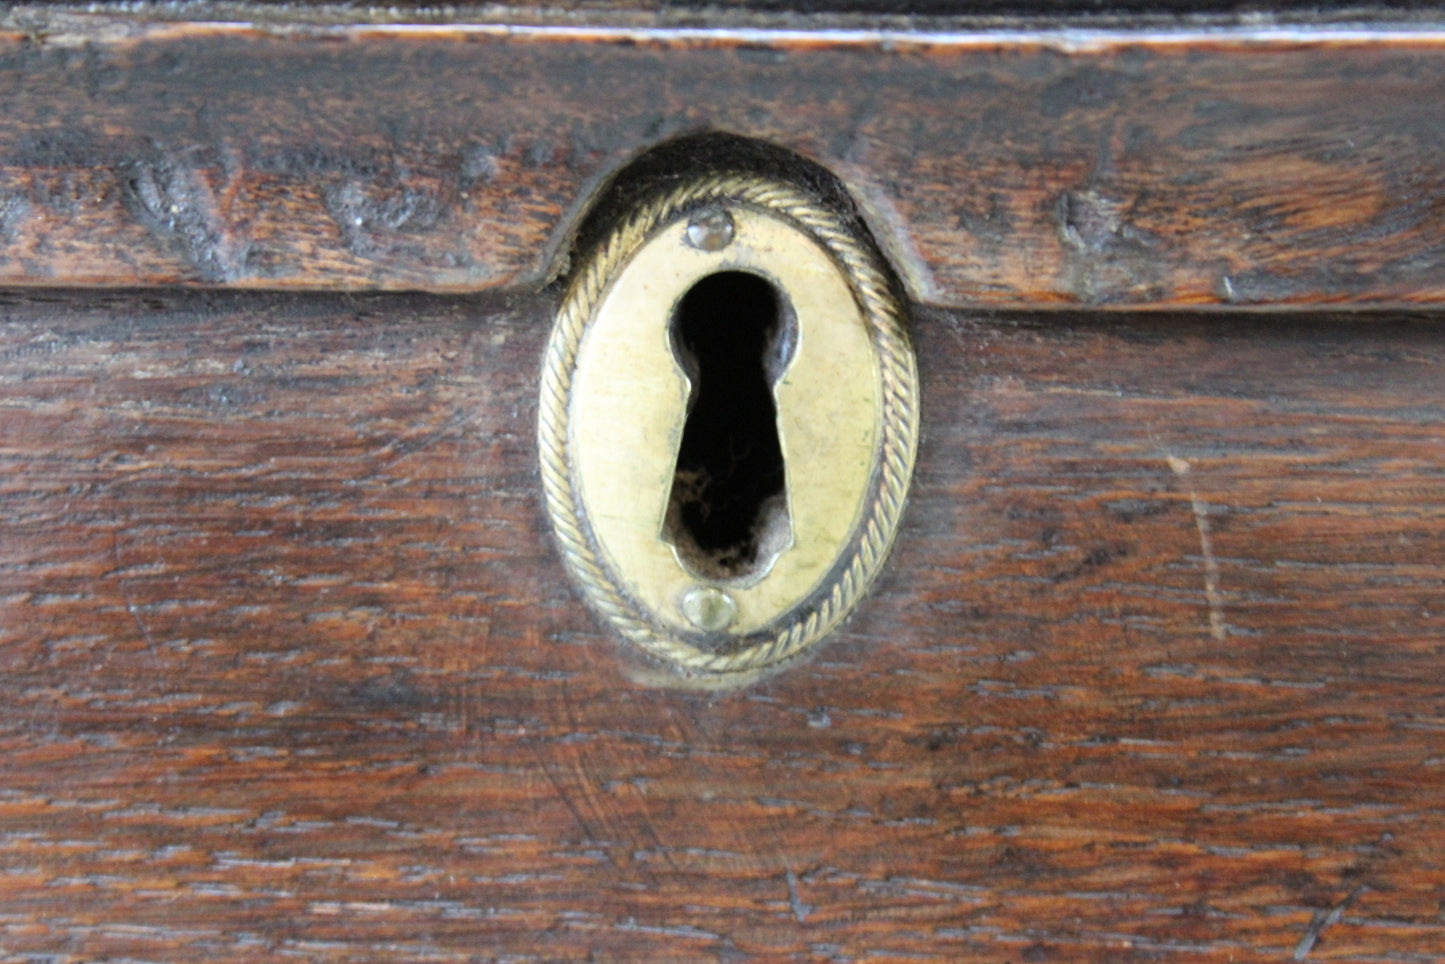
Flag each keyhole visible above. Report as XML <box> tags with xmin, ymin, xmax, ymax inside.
<box><xmin>664</xmin><ymin>271</ymin><xmax>797</xmax><ymax>582</ymax></box>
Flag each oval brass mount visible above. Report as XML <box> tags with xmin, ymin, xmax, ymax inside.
<box><xmin>539</xmin><ymin>173</ymin><xmax>919</xmax><ymax>680</ymax></box>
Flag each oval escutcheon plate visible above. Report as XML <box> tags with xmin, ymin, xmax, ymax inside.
<box><xmin>539</xmin><ymin>173</ymin><xmax>919</xmax><ymax>682</ymax></box>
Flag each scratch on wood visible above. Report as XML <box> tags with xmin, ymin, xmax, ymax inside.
<box><xmin>1293</xmin><ymin>886</ymin><xmax>1364</xmax><ymax>960</ymax></box>
<box><xmin>785</xmin><ymin>865</ymin><xmax>811</xmax><ymax>923</ymax></box>
<box><xmin>112</xmin><ymin>534</ymin><xmax>161</xmax><ymax>670</ymax></box>
<box><xmin>1167</xmin><ymin>455</ymin><xmax>1226</xmax><ymax>642</ymax></box>
<box><xmin>368</xmin><ymin>408</ymin><xmax>475</xmax><ymax>475</ymax></box>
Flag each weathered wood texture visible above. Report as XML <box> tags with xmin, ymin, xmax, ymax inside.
<box><xmin>0</xmin><ymin>290</ymin><xmax>1442</xmax><ymax>960</ymax></box>
<box><xmin>19</xmin><ymin>1</ymin><xmax>1435</xmax><ymax>17</ymax></box>
<box><xmin>2</xmin><ymin>14</ymin><xmax>1445</xmax><ymax>308</ymax></box>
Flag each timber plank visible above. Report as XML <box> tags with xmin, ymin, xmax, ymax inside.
<box><xmin>0</xmin><ymin>290</ymin><xmax>1442</xmax><ymax>959</ymax></box>
<box><xmin>1</xmin><ymin>13</ymin><xmax>1445</xmax><ymax>308</ymax></box>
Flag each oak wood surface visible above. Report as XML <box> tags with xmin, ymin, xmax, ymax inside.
<box><xmin>0</xmin><ymin>289</ymin><xmax>1442</xmax><ymax>960</ymax></box>
<box><xmin>19</xmin><ymin>1</ymin><xmax>1438</xmax><ymax>17</ymax></box>
<box><xmin>2</xmin><ymin>11</ymin><xmax>1445</xmax><ymax>309</ymax></box>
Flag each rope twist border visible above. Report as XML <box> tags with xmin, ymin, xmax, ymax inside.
<box><xmin>538</xmin><ymin>173</ymin><xmax>919</xmax><ymax>676</ymax></box>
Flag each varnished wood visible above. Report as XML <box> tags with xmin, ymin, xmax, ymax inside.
<box><xmin>1</xmin><ymin>289</ymin><xmax>1442</xmax><ymax>960</ymax></box>
<box><xmin>1</xmin><ymin>11</ymin><xmax>1445</xmax><ymax>308</ymax></box>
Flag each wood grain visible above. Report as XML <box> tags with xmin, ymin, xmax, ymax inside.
<box><xmin>1</xmin><ymin>12</ymin><xmax>1445</xmax><ymax>309</ymax></box>
<box><xmin>0</xmin><ymin>289</ymin><xmax>1442</xmax><ymax>960</ymax></box>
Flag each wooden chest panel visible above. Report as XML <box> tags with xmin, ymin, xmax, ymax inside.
<box><xmin>2</xmin><ymin>15</ymin><xmax>1445</xmax><ymax>310</ymax></box>
<box><xmin>1</xmin><ymin>289</ymin><xmax>1441</xmax><ymax>960</ymax></box>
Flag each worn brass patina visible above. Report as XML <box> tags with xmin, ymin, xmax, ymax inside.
<box><xmin>539</xmin><ymin>174</ymin><xmax>918</xmax><ymax>681</ymax></box>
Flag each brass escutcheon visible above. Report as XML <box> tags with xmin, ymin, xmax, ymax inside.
<box><xmin>539</xmin><ymin>173</ymin><xmax>919</xmax><ymax>682</ymax></box>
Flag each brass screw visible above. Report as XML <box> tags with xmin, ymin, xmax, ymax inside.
<box><xmin>685</xmin><ymin>208</ymin><xmax>734</xmax><ymax>252</ymax></box>
<box><xmin>681</xmin><ymin>586</ymin><xmax>737</xmax><ymax>632</ymax></box>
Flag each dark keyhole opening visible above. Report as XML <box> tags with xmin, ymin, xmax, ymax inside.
<box><xmin>665</xmin><ymin>271</ymin><xmax>796</xmax><ymax>581</ymax></box>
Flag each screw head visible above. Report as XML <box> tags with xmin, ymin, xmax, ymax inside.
<box><xmin>681</xmin><ymin>586</ymin><xmax>737</xmax><ymax>632</ymax></box>
<box><xmin>685</xmin><ymin>208</ymin><xmax>735</xmax><ymax>252</ymax></box>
